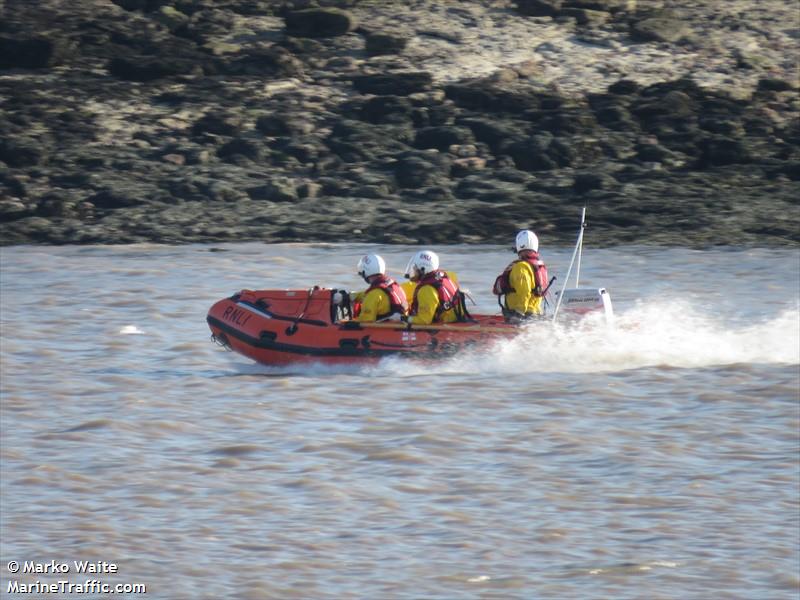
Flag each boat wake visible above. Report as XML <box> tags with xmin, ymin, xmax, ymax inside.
<box><xmin>383</xmin><ymin>299</ymin><xmax>800</xmax><ymax>375</ymax></box>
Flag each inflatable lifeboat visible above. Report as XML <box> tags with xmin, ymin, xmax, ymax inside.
<box><xmin>206</xmin><ymin>286</ymin><xmax>612</xmax><ymax>367</ymax></box>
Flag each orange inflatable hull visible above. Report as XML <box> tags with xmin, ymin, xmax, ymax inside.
<box><xmin>206</xmin><ymin>288</ymin><xmax>521</xmax><ymax>366</ymax></box>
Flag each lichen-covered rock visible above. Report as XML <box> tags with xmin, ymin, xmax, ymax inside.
<box><xmin>630</xmin><ymin>16</ymin><xmax>689</xmax><ymax>43</ymax></box>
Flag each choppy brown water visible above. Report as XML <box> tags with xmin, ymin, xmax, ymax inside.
<box><xmin>1</xmin><ymin>244</ymin><xmax>798</xmax><ymax>599</ymax></box>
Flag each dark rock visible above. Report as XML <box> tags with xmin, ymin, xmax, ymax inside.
<box><xmin>282</xmin><ymin>142</ymin><xmax>319</xmax><ymax>163</ymax></box>
<box><xmin>153</xmin><ymin>91</ymin><xmax>191</xmax><ymax>106</ymax></box>
<box><xmin>87</xmin><ymin>189</ymin><xmax>145</xmax><ymax>209</ymax></box>
<box><xmin>326</xmin><ymin>119</ymin><xmax>410</xmax><ymax>161</ymax></box>
<box><xmin>560</xmin><ymin>7</ymin><xmax>610</xmax><ymax>26</ymax></box>
<box><xmin>203</xmin><ymin>183</ymin><xmax>248</xmax><ymax>203</ymax></box>
<box><xmin>698</xmin><ymin>116</ymin><xmax>743</xmax><ymax>136</ymax></box>
<box><xmin>49</xmin><ymin>172</ymin><xmax>95</xmax><ymax>188</ymax></box>
<box><xmin>563</xmin><ymin>0</ymin><xmax>628</xmax><ymax>11</ymax></box>
<box><xmin>0</xmin><ymin>36</ymin><xmax>74</xmax><ymax>69</ymax></box>
<box><xmin>361</xmin><ymin>96</ymin><xmax>413</xmax><ymax>124</ymax></box>
<box><xmin>314</xmin><ymin>155</ymin><xmax>344</xmax><ymax>174</ymax></box>
<box><xmin>494</xmin><ymin>166</ymin><xmax>533</xmax><ymax>183</ymax></box>
<box><xmin>461</xmin><ymin>118</ymin><xmax>526</xmax><ymax>151</ymax></box>
<box><xmin>445</xmin><ymin>83</ymin><xmax>546</xmax><ymax>113</ymax></box>
<box><xmin>655</xmin><ymin>130</ymin><xmax>702</xmax><ymax>156</ymax></box>
<box><xmin>325</xmin><ymin>139</ymin><xmax>370</xmax><ymax>162</ymax></box>
<box><xmin>0</xmin><ymin>199</ymin><xmax>30</xmax><ymax>222</ymax></box>
<box><xmin>696</xmin><ymin>135</ymin><xmax>751</xmax><ymax>167</ymax></box>
<box><xmin>405</xmin><ymin>185</ymin><xmax>454</xmax><ymax>203</ymax></box>
<box><xmin>503</xmin><ymin>135</ymin><xmax>559</xmax><ymax>171</ymax></box>
<box><xmin>529</xmin><ymin>106</ymin><xmax>597</xmax><ymax>135</ymax></box>
<box><xmin>165</xmin><ymin>178</ymin><xmax>210</xmax><ymax>202</ymax></box>
<box><xmin>573</xmin><ymin>171</ymin><xmax>617</xmax><ymax>193</ymax></box>
<box><xmin>245</xmin><ymin>180</ymin><xmax>298</xmax><ymax>202</ymax></box>
<box><xmin>76</xmin><ymin>156</ymin><xmax>111</xmax><ymax>169</ymax></box>
<box><xmin>284</xmin><ymin>8</ymin><xmax>357</xmax><ymax>38</ymax></box>
<box><xmin>256</xmin><ymin>114</ymin><xmax>294</xmax><ymax>137</ymax></box>
<box><xmin>757</xmin><ymin>78</ymin><xmax>795</xmax><ymax>92</ymax></box>
<box><xmin>515</xmin><ymin>0</ymin><xmax>563</xmax><ymax>17</ymax></box>
<box><xmin>222</xmin><ymin>44</ymin><xmax>304</xmax><ymax>77</ymax></box>
<box><xmin>192</xmin><ymin>113</ymin><xmax>242</xmax><ymax>137</ymax></box>
<box><xmin>410</xmin><ymin>103</ymin><xmax>458</xmax><ymax>128</ymax></box>
<box><xmin>279</xmin><ymin>37</ymin><xmax>326</xmax><ymax>55</ymax></box>
<box><xmin>155</xmin><ymin>6</ymin><xmax>191</xmax><ymax>31</ymax></box>
<box><xmin>394</xmin><ymin>153</ymin><xmax>448</xmax><ymax>188</ymax></box>
<box><xmin>0</xmin><ymin>140</ymin><xmax>46</xmax><ymax>167</ymax></box>
<box><xmin>453</xmin><ymin>177</ymin><xmax>496</xmax><ymax>199</ymax></box>
<box><xmin>590</xmin><ymin>98</ymin><xmax>636</xmax><ymax>129</ymax></box>
<box><xmin>316</xmin><ymin>177</ymin><xmax>349</xmax><ymax>197</ymax></box>
<box><xmin>351</xmin><ymin>183</ymin><xmax>390</xmax><ymax>199</ymax></box>
<box><xmin>352</xmin><ymin>72</ymin><xmax>433</xmax><ymax>96</ymax></box>
<box><xmin>0</xmin><ymin>171</ymin><xmax>27</xmax><ymax>197</ymax></box>
<box><xmin>639</xmin><ymin>78</ymin><xmax>703</xmax><ymax>99</ymax></box>
<box><xmin>36</xmin><ymin>193</ymin><xmax>73</xmax><ymax>218</ymax></box>
<box><xmin>548</xmin><ymin>137</ymin><xmax>577</xmax><ymax>167</ymax></box>
<box><xmin>774</xmin><ymin>162</ymin><xmax>800</xmax><ymax>181</ymax></box>
<box><xmin>443</xmin><ymin>84</ymin><xmax>497</xmax><ymax>111</ymax></box>
<box><xmin>108</xmin><ymin>56</ymin><xmax>202</xmax><ymax>81</ymax></box>
<box><xmin>364</xmin><ymin>32</ymin><xmax>407</xmax><ymax>56</ymax></box>
<box><xmin>635</xmin><ymin>141</ymin><xmax>675</xmax><ymax>162</ymax></box>
<box><xmin>173</xmin><ymin>8</ymin><xmax>238</xmax><ymax>44</ymax></box>
<box><xmin>217</xmin><ymin>138</ymin><xmax>263</xmax><ymax>162</ymax></box>
<box><xmin>631</xmin><ymin>89</ymin><xmax>696</xmax><ymax>124</ymax></box>
<box><xmin>414</xmin><ymin>126</ymin><xmax>475</xmax><ymax>151</ymax></box>
<box><xmin>608</xmin><ymin>79</ymin><xmax>641</xmax><ymax>95</ymax></box>
<box><xmin>111</xmin><ymin>0</ymin><xmax>169</xmax><ymax>11</ymax></box>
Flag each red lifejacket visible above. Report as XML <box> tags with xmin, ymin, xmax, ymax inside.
<box><xmin>410</xmin><ymin>270</ymin><xmax>465</xmax><ymax>321</ymax></box>
<box><xmin>365</xmin><ymin>275</ymin><xmax>408</xmax><ymax>318</ymax></box>
<box><xmin>492</xmin><ymin>253</ymin><xmax>549</xmax><ymax>297</ymax></box>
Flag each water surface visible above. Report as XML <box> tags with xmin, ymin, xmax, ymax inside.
<box><xmin>1</xmin><ymin>244</ymin><xmax>798</xmax><ymax>599</ymax></box>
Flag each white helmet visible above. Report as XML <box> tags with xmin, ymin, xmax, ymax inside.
<box><xmin>357</xmin><ymin>254</ymin><xmax>386</xmax><ymax>279</ymax></box>
<box><xmin>515</xmin><ymin>230</ymin><xmax>539</xmax><ymax>253</ymax></box>
<box><xmin>404</xmin><ymin>250</ymin><xmax>439</xmax><ymax>280</ymax></box>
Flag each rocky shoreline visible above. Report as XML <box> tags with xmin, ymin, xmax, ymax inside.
<box><xmin>1</xmin><ymin>0</ymin><xmax>798</xmax><ymax>248</ymax></box>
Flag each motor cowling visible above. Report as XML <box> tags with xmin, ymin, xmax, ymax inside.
<box><xmin>554</xmin><ymin>287</ymin><xmax>613</xmax><ymax>321</ymax></box>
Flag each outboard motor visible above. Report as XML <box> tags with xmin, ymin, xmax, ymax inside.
<box><xmin>553</xmin><ymin>287</ymin><xmax>613</xmax><ymax>322</ymax></box>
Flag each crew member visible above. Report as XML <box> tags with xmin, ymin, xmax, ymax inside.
<box><xmin>493</xmin><ymin>230</ymin><xmax>550</xmax><ymax>319</ymax></box>
<box><xmin>352</xmin><ymin>254</ymin><xmax>408</xmax><ymax>322</ymax></box>
<box><xmin>404</xmin><ymin>250</ymin><xmax>467</xmax><ymax>325</ymax></box>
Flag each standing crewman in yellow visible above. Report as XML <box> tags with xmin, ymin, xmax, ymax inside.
<box><xmin>352</xmin><ymin>254</ymin><xmax>408</xmax><ymax>322</ymax></box>
<box><xmin>403</xmin><ymin>250</ymin><xmax>467</xmax><ymax>325</ymax></box>
<box><xmin>493</xmin><ymin>230</ymin><xmax>551</xmax><ymax>320</ymax></box>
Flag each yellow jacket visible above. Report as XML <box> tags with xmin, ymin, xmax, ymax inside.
<box><xmin>407</xmin><ymin>272</ymin><xmax>460</xmax><ymax>325</ymax></box>
<box><xmin>354</xmin><ymin>287</ymin><xmax>404</xmax><ymax>322</ymax></box>
<box><xmin>400</xmin><ymin>280</ymin><xmax>417</xmax><ymax>301</ymax></box>
<box><xmin>505</xmin><ymin>261</ymin><xmax>544</xmax><ymax>315</ymax></box>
